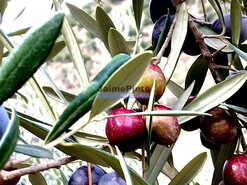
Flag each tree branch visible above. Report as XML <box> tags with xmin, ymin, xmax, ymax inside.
<box><xmin>0</xmin><ymin>156</ymin><xmax>77</xmax><ymax>183</ymax></box>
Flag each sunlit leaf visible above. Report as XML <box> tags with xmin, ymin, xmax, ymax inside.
<box><xmin>15</xmin><ymin>144</ymin><xmax>53</xmax><ymax>159</ymax></box>
<box><xmin>145</xmin><ymin>80</ymin><xmax>156</xmax><ymax>166</ymax></box>
<box><xmin>53</xmin><ymin>0</ymin><xmax>89</xmax><ymax>88</ymax></box>
<box><xmin>116</xmin><ymin>146</ymin><xmax>133</xmax><ymax>185</ymax></box>
<box><xmin>230</xmin><ymin>0</ymin><xmax>241</xmax><ymax>46</ymax></box>
<box><xmin>42</xmin><ymin>86</ymin><xmax>76</xmax><ymax>103</ymax></box>
<box><xmin>167</xmin><ymin>80</ymin><xmax>184</xmax><ymax>98</ymax></box>
<box><xmin>108</xmin><ymin>28</ymin><xmax>130</xmax><ymax>56</ymax></box>
<box><xmin>173</xmin><ymin>81</ymin><xmax>195</xmax><ymax>110</ymax></box>
<box><xmin>90</xmin><ymin>51</ymin><xmax>153</xmax><ymax>120</ymax></box>
<box><xmin>145</xmin><ymin>145</ymin><xmax>173</xmax><ymax>184</ymax></box>
<box><xmin>180</xmin><ymin>71</ymin><xmax>247</xmax><ymax>124</ymax></box>
<box><xmin>169</xmin><ymin>152</ymin><xmax>207</xmax><ymax>185</ymax></box>
<box><xmin>96</xmin><ymin>6</ymin><xmax>116</xmax><ymax>51</ymax></box>
<box><xmin>7</xmin><ymin>27</ymin><xmax>30</xmax><ymax>36</ymax></box>
<box><xmin>211</xmin><ymin>138</ymin><xmax>238</xmax><ymax>185</ymax></box>
<box><xmin>66</xmin><ymin>2</ymin><xmax>101</xmax><ymax>39</ymax></box>
<box><xmin>196</xmin><ymin>23</ymin><xmax>233</xmax><ymax>52</ymax></box>
<box><xmin>29</xmin><ymin>172</ymin><xmax>47</xmax><ymax>185</ymax></box>
<box><xmin>228</xmin><ymin>42</ymin><xmax>247</xmax><ymax>62</ymax></box>
<box><xmin>132</xmin><ymin>0</ymin><xmax>144</xmax><ymax>32</ymax></box>
<box><xmin>165</xmin><ymin>2</ymin><xmax>188</xmax><ymax>82</ymax></box>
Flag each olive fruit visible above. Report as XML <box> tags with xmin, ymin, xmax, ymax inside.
<box><xmin>200</xmin><ymin>107</ymin><xmax>239</xmax><ymax>145</ymax></box>
<box><xmin>180</xmin><ymin>96</ymin><xmax>200</xmax><ymax>132</ymax></box>
<box><xmin>152</xmin><ymin>15</ymin><xmax>201</xmax><ymax>57</ymax></box>
<box><xmin>133</xmin><ymin>63</ymin><xmax>166</xmax><ymax>105</ymax></box>
<box><xmin>98</xmin><ymin>172</ymin><xmax>126</xmax><ymax>185</ymax></box>
<box><xmin>68</xmin><ymin>165</ymin><xmax>106</xmax><ymax>185</ymax></box>
<box><xmin>105</xmin><ymin>107</ymin><xmax>146</xmax><ymax>152</ymax></box>
<box><xmin>150</xmin><ymin>104</ymin><xmax>180</xmax><ymax>147</ymax></box>
<box><xmin>149</xmin><ymin>0</ymin><xmax>176</xmax><ymax>23</ymax></box>
<box><xmin>0</xmin><ymin>105</ymin><xmax>9</xmax><ymax>140</ymax></box>
<box><xmin>222</xmin><ymin>154</ymin><xmax>247</xmax><ymax>185</ymax></box>
<box><xmin>211</xmin><ymin>14</ymin><xmax>247</xmax><ymax>43</ymax></box>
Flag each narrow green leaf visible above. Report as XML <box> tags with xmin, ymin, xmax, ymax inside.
<box><xmin>45</xmin><ymin>53</ymin><xmax>131</xmax><ymax>144</ymax></box>
<box><xmin>132</xmin><ymin>0</ymin><xmax>144</xmax><ymax>31</ymax></box>
<box><xmin>0</xmin><ymin>0</ymin><xmax>7</xmax><ymax>17</ymax></box>
<box><xmin>167</xmin><ymin>80</ymin><xmax>184</xmax><ymax>98</ymax></box>
<box><xmin>169</xmin><ymin>152</ymin><xmax>207</xmax><ymax>185</ymax></box>
<box><xmin>144</xmin><ymin>81</ymin><xmax>195</xmax><ymax>184</ymax></box>
<box><xmin>0</xmin><ymin>108</ymin><xmax>19</xmax><ymax>170</ymax></box>
<box><xmin>53</xmin><ymin>0</ymin><xmax>89</xmax><ymax>89</ymax></box>
<box><xmin>211</xmin><ymin>138</ymin><xmax>238</xmax><ymax>185</ymax></box>
<box><xmin>185</xmin><ymin>55</ymin><xmax>208</xmax><ymax>96</ymax></box>
<box><xmin>42</xmin><ymin>86</ymin><xmax>76</xmax><ymax>103</ymax></box>
<box><xmin>29</xmin><ymin>77</ymin><xmax>57</xmax><ymax>122</ymax></box>
<box><xmin>29</xmin><ymin>172</ymin><xmax>47</xmax><ymax>185</ymax></box>
<box><xmin>7</xmin><ymin>27</ymin><xmax>30</xmax><ymax>36</ymax></box>
<box><xmin>106</xmin><ymin>110</ymin><xmax>209</xmax><ymax>118</ymax></box>
<box><xmin>165</xmin><ymin>2</ymin><xmax>188</xmax><ymax>82</ymax></box>
<box><xmin>230</xmin><ymin>0</ymin><xmax>241</xmax><ymax>46</ymax></box>
<box><xmin>146</xmin><ymin>79</ymin><xmax>156</xmax><ymax>162</ymax></box>
<box><xmin>180</xmin><ymin>71</ymin><xmax>247</xmax><ymax>124</ymax></box>
<box><xmin>59</xmin><ymin>143</ymin><xmax>148</xmax><ymax>185</ymax></box>
<box><xmin>208</xmin><ymin>0</ymin><xmax>225</xmax><ymax>34</ymax></box>
<box><xmin>66</xmin><ymin>2</ymin><xmax>101</xmax><ymax>39</ymax></box>
<box><xmin>228</xmin><ymin>42</ymin><xmax>247</xmax><ymax>62</ymax></box>
<box><xmin>108</xmin><ymin>28</ymin><xmax>130</xmax><ymax>56</ymax></box>
<box><xmin>116</xmin><ymin>146</ymin><xmax>133</xmax><ymax>185</ymax></box>
<box><xmin>45</xmin><ymin>39</ymin><xmax>66</xmax><ymax>61</ymax></box>
<box><xmin>196</xmin><ymin>23</ymin><xmax>233</xmax><ymax>53</ymax></box>
<box><xmin>0</xmin><ymin>12</ymin><xmax>64</xmax><ymax>105</ymax></box>
<box><xmin>15</xmin><ymin>144</ymin><xmax>53</xmax><ymax>159</ymax></box>
<box><xmin>173</xmin><ymin>81</ymin><xmax>195</xmax><ymax>110</ymax></box>
<box><xmin>96</xmin><ymin>6</ymin><xmax>116</xmax><ymax>51</ymax></box>
<box><xmin>89</xmin><ymin>51</ymin><xmax>153</xmax><ymax>120</ymax></box>
<box><xmin>145</xmin><ymin>145</ymin><xmax>173</xmax><ymax>184</ymax></box>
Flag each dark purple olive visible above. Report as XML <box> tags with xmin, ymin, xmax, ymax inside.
<box><xmin>211</xmin><ymin>14</ymin><xmax>247</xmax><ymax>43</ymax></box>
<box><xmin>68</xmin><ymin>165</ymin><xmax>106</xmax><ymax>185</ymax></box>
<box><xmin>149</xmin><ymin>0</ymin><xmax>176</xmax><ymax>23</ymax></box>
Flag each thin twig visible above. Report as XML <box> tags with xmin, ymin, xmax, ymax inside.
<box><xmin>187</xmin><ymin>16</ymin><xmax>222</xmax><ymax>83</ymax></box>
<box><xmin>0</xmin><ymin>156</ymin><xmax>77</xmax><ymax>182</ymax></box>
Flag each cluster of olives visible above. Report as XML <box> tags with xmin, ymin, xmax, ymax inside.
<box><xmin>149</xmin><ymin>0</ymin><xmax>247</xmax><ymax>58</ymax></box>
<box><xmin>105</xmin><ymin>62</ymin><xmax>180</xmax><ymax>152</ymax></box>
<box><xmin>68</xmin><ymin>165</ymin><xmax>126</xmax><ymax>185</ymax></box>
<box><xmin>181</xmin><ymin>97</ymin><xmax>247</xmax><ymax>185</ymax></box>
<box><xmin>148</xmin><ymin>2</ymin><xmax>247</xmax><ymax>184</ymax></box>
<box><xmin>149</xmin><ymin>0</ymin><xmax>201</xmax><ymax>57</ymax></box>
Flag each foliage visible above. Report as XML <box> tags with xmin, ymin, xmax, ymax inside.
<box><xmin>0</xmin><ymin>0</ymin><xmax>246</xmax><ymax>185</ymax></box>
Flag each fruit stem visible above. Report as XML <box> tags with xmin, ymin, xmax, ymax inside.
<box><xmin>200</xmin><ymin>0</ymin><xmax>208</xmax><ymax>22</ymax></box>
<box><xmin>87</xmin><ymin>163</ymin><xmax>93</xmax><ymax>185</ymax></box>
